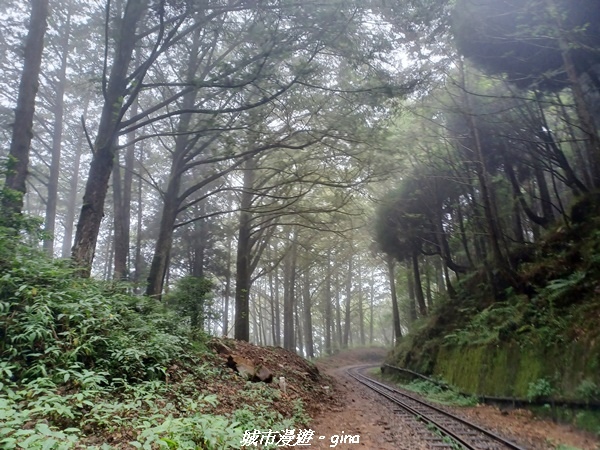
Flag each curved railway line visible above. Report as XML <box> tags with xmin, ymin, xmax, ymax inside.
<box><xmin>346</xmin><ymin>366</ymin><xmax>528</xmax><ymax>450</ymax></box>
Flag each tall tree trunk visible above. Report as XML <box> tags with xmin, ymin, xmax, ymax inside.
<box><xmin>63</xmin><ymin>97</ymin><xmax>91</xmax><ymax>258</ymax></box>
<box><xmin>234</xmin><ymin>156</ymin><xmax>256</xmax><ymax>341</ymax></box>
<box><xmin>302</xmin><ymin>265</ymin><xmax>314</xmax><ymax>358</ymax></box>
<box><xmin>273</xmin><ymin>267</ymin><xmax>281</xmax><ymax>346</ymax></box>
<box><xmin>44</xmin><ymin>5</ymin><xmax>71</xmax><ymax>255</ymax></box>
<box><xmin>412</xmin><ymin>250</ymin><xmax>427</xmax><ymax>316</ymax></box>
<box><xmin>145</xmin><ymin>29</ymin><xmax>201</xmax><ymax>296</ymax></box>
<box><xmin>406</xmin><ymin>261</ymin><xmax>417</xmax><ymax>324</ymax></box>
<box><xmin>112</xmin><ymin>157</ymin><xmax>127</xmax><ymax>278</ymax></box>
<box><xmin>71</xmin><ymin>0</ymin><xmax>146</xmax><ymax>275</ymax></box>
<box><xmin>132</xmin><ymin>145</ymin><xmax>144</xmax><ymax>289</ymax></box>
<box><xmin>368</xmin><ymin>268</ymin><xmax>375</xmax><ymax>345</ymax></box>
<box><xmin>459</xmin><ymin>59</ymin><xmax>507</xmax><ymax>270</ymax></box>
<box><xmin>3</xmin><ymin>0</ymin><xmax>49</xmax><ymax>217</ymax></box>
<box><xmin>357</xmin><ymin>255</ymin><xmax>365</xmax><ymax>346</ymax></box>
<box><xmin>222</xmin><ymin>232</ymin><xmax>232</xmax><ymax>336</ymax></box>
<box><xmin>334</xmin><ymin>271</ymin><xmax>342</xmax><ymax>350</ymax></box>
<box><xmin>342</xmin><ymin>256</ymin><xmax>353</xmax><ymax>348</ymax></box>
<box><xmin>386</xmin><ymin>256</ymin><xmax>402</xmax><ymax>344</ymax></box>
<box><xmin>145</xmin><ymin>177</ymin><xmax>180</xmax><ymax>297</ymax></box>
<box><xmin>324</xmin><ymin>251</ymin><xmax>333</xmax><ymax>355</ymax></box>
<box><xmin>112</xmin><ymin>95</ymin><xmax>139</xmax><ymax>280</ymax></box>
<box><xmin>295</xmin><ymin>297</ymin><xmax>304</xmax><ymax>356</ymax></box>
<box><xmin>283</xmin><ymin>229</ymin><xmax>298</xmax><ymax>351</ymax></box>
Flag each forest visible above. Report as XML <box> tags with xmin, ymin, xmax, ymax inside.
<box><xmin>1</xmin><ymin>0</ymin><xmax>600</xmax><ymax>447</ymax></box>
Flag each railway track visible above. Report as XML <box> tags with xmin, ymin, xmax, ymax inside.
<box><xmin>346</xmin><ymin>366</ymin><xmax>528</xmax><ymax>450</ymax></box>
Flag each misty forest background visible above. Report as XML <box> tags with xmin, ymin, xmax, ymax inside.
<box><xmin>2</xmin><ymin>0</ymin><xmax>599</xmax><ymax>357</ymax></box>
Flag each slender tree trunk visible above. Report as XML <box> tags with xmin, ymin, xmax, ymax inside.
<box><xmin>455</xmin><ymin>200</ymin><xmax>474</xmax><ymax>267</ymax></box>
<box><xmin>369</xmin><ymin>268</ymin><xmax>375</xmax><ymax>345</ymax></box>
<box><xmin>44</xmin><ymin>5</ymin><xmax>71</xmax><ymax>255</ymax></box>
<box><xmin>145</xmin><ymin>29</ymin><xmax>201</xmax><ymax>295</ymax></box>
<box><xmin>132</xmin><ymin>145</ymin><xmax>144</xmax><ymax>289</ymax></box>
<box><xmin>357</xmin><ymin>256</ymin><xmax>365</xmax><ymax>346</ymax></box>
<box><xmin>334</xmin><ymin>271</ymin><xmax>342</xmax><ymax>350</ymax></box>
<box><xmin>425</xmin><ymin>261</ymin><xmax>433</xmax><ymax>308</ymax></box>
<box><xmin>324</xmin><ymin>251</ymin><xmax>333</xmax><ymax>355</ymax></box>
<box><xmin>343</xmin><ymin>256</ymin><xmax>353</xmax><ymax>348</ymax></box>
<box><xmin>283</xmin><ymin>229</ymin><xmax>298</xmax><ymax>351</ymax></box>
<box><xmin>406</xmin><ymin>261</ymin><xmax>417</xmax><ymax>324</ymax></box>
<box><xmin>145</xmin><ymin>178</ymin><xmax>180</xmax><ymax>297</ymax></box>
<box><xmin>295</xmin><ymin>297</ymin><xmax>303</xmax><ymax>356</ymax></box>
<box><xmin>62</xmin><ymin>96</ymin><xmax>91</xmax><ymax>258</ymax></box>
<box><xmin>112</xmin><ymin>95</ymin><xmax>139</xmax><ymax>280</ymax></box>
<box><xmin>459</xmin><ymin>60</ymin><xmax>507</xmax><ymax>270</ymax></box>
<box><xmin>234</xmin><ymin>157</ymin><xmax>256</xmax><ymax>341</ymax></box>
<box><xmin>412</xmin><ymin>250</ymin><xmax>427</xmax><ymax>316</ymax></box>
<box><xmin>302</xmin><ymin>266</ymin><xmax>314</xmax><ymax>358</ymax></box>
<box><xmin>112</xmin><ymin>157</ymin><xmax>127</xmax><ymax>279</ymax></box>
<box><xmin>274</xmin><ymin>267</ymin><xmax>281</xmax><ymax>346</ymax></box>
<box><xmin>386</xmin><ymin>256</ymin><xmax>402</xmax><ymax>344</ymax></box>
<box><xmin>223</xmin><ymin>232</ymin><xmax>232</xmax><ymax>336</ymax></box>
<box><xmin>3</xmin><ymin>0</ymin><xmax>49</xmax><ymax>217</ymax></box>
<box><xmin>71</xmin><ymin>0</ymin><xmax>146</xmax><ymax>274</ymax></box>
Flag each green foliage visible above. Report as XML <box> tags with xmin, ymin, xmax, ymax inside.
<box><xmin>0</xmin><ymin>258</ymin><xmax>186</xmax><ymax>383</ymax></box>
<box><xmin>575</xmin><ymin>379</ymin><xmax>600</xmax><ymax>403</ymax></box>
<box><xmin>0</xmin><ymin>227</ymin><xmax>310</xmax><ymax>448</ymax></box>
<box><xmin>164</xmin><ymin>275</ymin><xmax>217</xmax><ymax>330</ymax></box>
<box><xmin>526</xmin><ymin>378</ymin><xmax>554</xmax><ymax>402</ymax></box>
<box><xmin>539</xmin><ymin>271</ymin><xmax>587</xmax><ymax>307</ymax></box>
<box><xmin>401</xmin><ymin>379</ymin><xmax>478</xmax><ymax>407</ymax></box>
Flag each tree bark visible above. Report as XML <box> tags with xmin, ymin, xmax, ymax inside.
<box><xmin>71</xmin><ymin>0</ymin><xmax>146</xmax><ymax>275</ymax></box>
<box><xmin>406</xmin><ymin>261</ymin><xmax>417</xmax><ymax>324</ymax></box>
<box><xmin>342</xmin><ymin>256</ymin><xmax>353</xmax><ymax>348</ymax></box>
<box><xmin>112</xmin><ymin>94</ymin><xmax>139</xmax><ymax>280</ymax></box>
<box><xmin>145</xmin><ymin>28</ymin><xmax>201</xmax><ymax>296</ymax></box>
<box><xmin>132</xmin><ymin>145</ymin><xmax>144</xmax><ymax>289</ymax></box>
<box><xmin>223</xmin><ymin>232</ymin><xmax>233</xmax><ymax>336</ymax></box>
<box><xmin>62</xmin><ymin>96</ymin><xmax>91</xmax><ymax>258</ymax></box>
<box><xmin>145</xmin><ymin>175</ymin><xmax>181</xmax><ymax>297</ymax></box>
<box><xmin>3</xmin><ymin>0</ymin><xmax>49</xmax><ymax>217</ymax></box>
<box><xmin>44</xmin><ymin>5</ymin><xmax>71</xmax><ymax>255</ymax></box>
<box><xmin>357</xmin><ymin>255</ymin><xmax>365</xmax><ymax>346</ymax></box>
<box><xmin>412</xmin><ymin>250</ymin><xmax>427</xmax><ymax>317</ymax></box>
<box><xmin>302</xmin><ymin>265</ymin><xmax>314</xmax><ymax>358</ymax></box>
<box><xmin>324</xmin><ymin>251</ymin><xmax>333</xmax><ymax>355</ymax></box>
<box><xmin>459</xmin><ymin>59</ymin><xmax>507</xmax><ymax>270</ymax></box>
<box><xmin>234</xmin><ymin>156</ymin><xmax>256</xmax><ymax>341</ymax></box>
<box><xmin>283</xmin><ymin>228</ymin><xmax>298</xmax><ymax>351</ymax></box>
<box><xmin>386</xmin><ymin>256</ymin><xmax>402</xmax><ymax>344</ymax></box>
<box><xmin>368</xmin><ymin>268</ymin><xmax>375</xmax><ymax>344</ymax></box>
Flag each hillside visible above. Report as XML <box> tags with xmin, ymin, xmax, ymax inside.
<box><xmin>0</xmin><ymin>243</ymin><xmax>335</xmax><ymax>449</ymax></box>
<box><xmin>386</xmin><ymin>200</ymin><xmax>600</xmax><ymax>432</ymax></box>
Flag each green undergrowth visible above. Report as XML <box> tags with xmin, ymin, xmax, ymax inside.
<box><xmin>0</xmin><ymin>228</ymin><xmax>308</xmax><ymax>449</ymax></box>
<box><xmin>401</xmin><ymin>379</ymin><xmax>478</xmax><ymax>407</ymax></box>
<box><xmin>382</xmin><ymin>372</ymin><xmax>478</xmax><ymax>407</ymax></box>
<box><xmin>388</xmin><ymin>201</ymin><xmax>600</xmax><ymax>433</ymax></box>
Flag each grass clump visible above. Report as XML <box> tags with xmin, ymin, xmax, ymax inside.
<box><xmin>400</xmin><ymin>379</ymin><xmax>478</xmax><ymax>407</ymax></box>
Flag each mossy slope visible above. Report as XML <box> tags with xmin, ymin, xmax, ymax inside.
<box><xmin>388</xmin><ymin>205</ymin><xmax>600</xmax><ymax>402</ymax></box>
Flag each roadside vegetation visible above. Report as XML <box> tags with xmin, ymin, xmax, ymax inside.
<box><xmin>0</xmin><ymin>219</ymin><xmax>313</xmax><ymax>449</ymax></box>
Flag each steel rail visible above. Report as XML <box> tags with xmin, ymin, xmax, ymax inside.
<box><xmin>347</xmin><ymin>366</ymin><xmax>528</xmax><ymax>450</ymax></box>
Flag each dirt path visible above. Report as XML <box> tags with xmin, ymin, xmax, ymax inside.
<box><xmin>308</xmin><ymin>349</ymin><xmax>600</xmax><ymax>450</ymax></box>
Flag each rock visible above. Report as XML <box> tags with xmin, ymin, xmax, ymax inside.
<box><xmin>208</xmin><ymin>338</ymin><xmax>233</xmax><ymax>355</ymax></box>
<box><xmin>225</xmin><ymin>353</ymin><xmax>273</xmax><ymax>383</ymax></box>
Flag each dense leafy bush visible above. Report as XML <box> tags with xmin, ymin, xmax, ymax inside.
<box><xmin>0</xmin><ymin>228</ymin><xmax>305</xmax><ymax>449</ymax></box>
